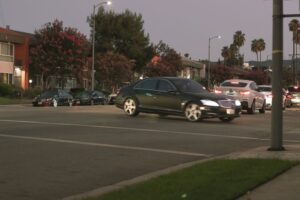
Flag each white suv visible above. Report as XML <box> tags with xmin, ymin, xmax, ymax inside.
<box><xmin>214</xmin><ymin>79</ymin><xmax>266</xmax><ymax>114</ymax></box>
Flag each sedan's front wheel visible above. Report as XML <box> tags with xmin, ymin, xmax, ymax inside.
<box><xmin>124</xmin><ymin>98</ymin><xmax>139</xmax><ymax>116</ymax></box>
<box><xmin>185</xmin><ymin>103</ymin><xmax>202</xmax><ymax>122</ymax></box>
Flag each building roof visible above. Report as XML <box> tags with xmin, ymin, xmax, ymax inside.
<box><xmin>181</xmin><ymin>57</ymin><xmax>204</xmax><ymax>69</ymax></box>
<box><xmin>0</xmin><ymin>27</ymin><xmax>34</xmax><ymax>44</ymax></box>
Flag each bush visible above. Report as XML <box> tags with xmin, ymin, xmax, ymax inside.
<box><xmin>0</xmin><ymin>83</ymin><xmax>23</xmax><ymax>98</ymax></box>
<box><xmin>23</xmin><ymin>87</ymin><xmax>42</xmax><ymax>98</ymax></box>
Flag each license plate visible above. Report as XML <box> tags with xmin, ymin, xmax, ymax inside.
<box><xmin>38</xmin><ymin>102</ymin><xmax>42</xmax><ymax>105</ymax></box>
<box><xmin>226</xmin><ymin>109</ymin><xmax>235</xmax><ymax>115</ymax></box>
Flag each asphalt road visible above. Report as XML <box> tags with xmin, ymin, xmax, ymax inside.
<box><xmin>0</xmin><ymin>104</ymin><xmax>300</xmax><ymax>200</ymax></box>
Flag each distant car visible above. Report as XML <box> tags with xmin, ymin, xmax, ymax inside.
<box><xmin>286</xmin><ymin>86</ymin><xmax>300</xmax><ymax>107</ymax></box>
<box><xmin>89</xmin><ymin>90</ymin><xmax>108</xmax><ymax>105</ymax></box>
<box><xmin>73</xmin><ymin>91</ymin><xmax>93</xmax><ymax>105</ymax></box>
<box><xmin>214</xmin><ymin>79</ymin><xmax>265</xmax><ymax>114</ymax></box>
<box><xmin>257</xmin><ymin>85</ymin><xmax>286</xmax><ymax>110</ymax></box>
<box><xmin>115</xmin><ymin>77</ymin><xmax>241</xmax><ymax>122</ymax></box>
<box><xmin>108</xmin><ymin>93</ymin><xmax>117</xmax><ymax>105</ymax></box>
<box><xmin>32</xmin><ymin>89</ymin><xmax>73</xmax><ymax>107</ymax></box>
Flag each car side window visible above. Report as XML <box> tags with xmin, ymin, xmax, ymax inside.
<box><xmin>134</xmin><ymin>79</ymin><xmax>158</xmax><ymax>90</ymax></box>
<box><xmin>157</xmin><ymin>80</ymin><xmax>175</xmax><ymax>92</ymax></box>
<box><xmin>250</xmin><ymin>82</ymin><xmax>257</xmax><ymax>91</ymax></box>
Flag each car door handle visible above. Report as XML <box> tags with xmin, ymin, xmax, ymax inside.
<box><xmin>145</xmin><ymin>93</ymin><xmax>153</xmax><ymax>97</ymax></box>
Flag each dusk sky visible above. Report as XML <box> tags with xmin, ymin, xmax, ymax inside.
<box><xmin>1</xmin><ymin>0</ymin><xmax>300</xmax><ymax>62</ymax></box>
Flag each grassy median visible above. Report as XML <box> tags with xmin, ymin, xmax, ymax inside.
<box><xmin>87</xmin><ymin>158</ymin><xmax>298</xmax><ymax>200</ymax></box>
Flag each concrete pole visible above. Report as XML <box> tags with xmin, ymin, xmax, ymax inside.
<box><xmin>270</xmin><ymin>0</ymin><xmax>284</xmax><ymax>151</ymax></box>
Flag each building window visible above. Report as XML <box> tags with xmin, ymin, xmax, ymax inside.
<box><xmin>0</xmin><ymin>42</ymin><xmax>14</xmax><ymax>62</ymax></box>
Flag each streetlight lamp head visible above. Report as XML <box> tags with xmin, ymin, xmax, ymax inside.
<box><xmin>217</xmin><ymin>35</ymin><xmax>222</xmax><ymax>39</ymax></box>
<box><xmin>106</xmin><ymin>1</ymin><xmax>112</xmax><ymax>5</ymax></box>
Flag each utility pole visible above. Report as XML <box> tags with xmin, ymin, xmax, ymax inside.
<box><xmin>270</xmin><ymin>0</ymin><xmax>284</xmax><ymax>151</ymax></box>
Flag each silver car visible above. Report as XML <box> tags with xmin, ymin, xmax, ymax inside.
<box><xmin>214</xmin><ymin>79</ymin><xmax>266</xmax><ymax>114</ymax></box>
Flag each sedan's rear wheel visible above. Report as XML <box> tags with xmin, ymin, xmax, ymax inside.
<box><xmin>124</xmin><ymin>98</ymin><xmax>139</xmax><ymax>116</ymax></box>
<box><xmin>184</xmin><ymin>103</ymin><xmax>202</xmax><ymax>122</ymax></box>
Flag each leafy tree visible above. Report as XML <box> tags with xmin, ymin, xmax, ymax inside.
<box><xmin>289</xmin><ymin>19</ymin><xmax>300</xmax><ymax>84</ymax></box>
<box><xmin>95</xmin><ymin>51</ymin><xmax>134</xmax><ymax>92</ymax></box>
<box><xmin>221</xmin><ymin>46</ymin><xmax>230</xmax><ymax>66</ymax></box>
<box><xmin>144</xmin><ymin>41</ymin><xmax>183</xmax><ymax>77</ymax></box>
<box><xmin>210</xmin><ymin>64</ymin><xmax>234</xmax><ymax>86</ymax></box>
<box><xmin>88</xmin><ymin>7</ymin><xmax>154</xmax><ymax>72</ymax></box>
<box><xmin>30</xmin><ymin>19</ymin><xmax>89</xmax><ymax>89</ymax></box>
<box><xmin>233</xmin><ymin>31</ymin><xmax>245</xmax><ymax>66</ymax></box>
<box><xmin>221</xmin><ymin>31</ymin><xmax>245</xmax><ymax>67</ymax></box>
<box><xmin>251</xmin><ymin>38</ymin><xmax>266</xmax><ymax>67</ymax></box>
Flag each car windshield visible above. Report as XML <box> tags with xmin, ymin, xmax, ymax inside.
<box><xmin>257</xmin><ymin>86</ymin><xmax>272</xmax><ymax>92</ymax></box>
<box><xmin>288</xmin><ymin>86</ymin><xmax>300</xmax><ymax>92</ymax></box>
<box><xmin>221</xmin><ymin>81</ymin><xmax>248</xmax><ymax>87</ymax></box>
<box><xmin>170</xmin><ymin>79</ymin><xmax>208</xmax><ymax>93</ymax></box>
<box><xmin>40</xmin><ymin>90</ymin><xmax>57</xmax><ymax>98</ymax></box>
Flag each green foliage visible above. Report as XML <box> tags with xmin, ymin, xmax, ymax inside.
<box><xmin>0</xmin><ymin>83</ymin><xmax>23</xmax><ymax>98</ymax></box>
<box><xmin>30</xmin><ymin>19</ymin><xmax>89</xmax><ymax>89</ymax></box>
<box><xmin>251</xmin><ymin>38</ymin><xmax>266</xmax><ymax>67</ymax></box>
<box><xmin>144</xmin><ymin>41</ymin><xmax>183</xmax><ymax>77</ymax></box>
<box><xmin>95</xmin><ymin>51</ymin><xmax>134</xmax><ymax>92</ymax></box>
<box><xmin>89</xmin><ymin>7</ymin><xmax>155</xmax><ymax>72</ymax></box>
<box><xmin>221</xmin><ymin>30</ymin><xmax>245</xmax><ymax>67</ymax></box>
<box><xmin>23</xmin><ymin>87</ymin><xmax>42</xmax><ymax>99</ymax></box>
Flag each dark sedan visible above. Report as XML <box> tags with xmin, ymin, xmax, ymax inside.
<box><xmin>115</xmin><ymin>77</ymin><xmax>242</xmax><ymax>122</ymax></box>
<box><xmin>32</xmin><ymin>89</ymin><xmax>73</xmax><ymax>107</ymax></box>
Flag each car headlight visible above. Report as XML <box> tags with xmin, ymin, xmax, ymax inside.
<box><xmin>201</xmin><ymin>100</ymin><xmax>219</xmax><ymax>107</ymax></box>
<box><xmin>235</xmin><ymin>100</ymin><xmax>241</xmax><ymax>106</ymax></box>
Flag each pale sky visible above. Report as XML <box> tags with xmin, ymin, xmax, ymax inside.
<box><xmin>0</xmin><ymin>0</ymin><xmax>299</xmax><ymax>62</ymax></box>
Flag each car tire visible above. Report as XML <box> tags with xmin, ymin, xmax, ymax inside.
<box><xmin>123</xmin><ymin>98</ymin><xmax>139</xmax><ymax>116</ymax></box>
<box><xmin>219</xmin><ymin>117</ymin><xmax>234</xmax><ymax>122</ymax></box>
<box><xmin>184</xmin><ymin>103</ymin><xmax>202</xmax><ymax>122</ymax></box>
<box><xmin>247</xmin><ymin>100</ymin><xmax>255</xmax><ymax>114</ymax></box>
<box><xmin>259</xmin><ymin>101</ymin><xmax>266</xmax><ymax>114</ymax></box>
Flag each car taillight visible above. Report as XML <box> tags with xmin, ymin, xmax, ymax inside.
<box><xmin>240</xmin><ymin>91</ymin><xmax>250</xmax><ymax>95</ymax></box>
<box><xmin>214</xmin><ymin>89</ymin><xmax>222</xmax><ymax>94</ymax></box>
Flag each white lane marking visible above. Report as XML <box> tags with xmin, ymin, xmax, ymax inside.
<box><xmin>0</xmin><ymin>134</ymin><xmax>210</xmax><ymax>157</ymax></box>
<box><xmin>0</xmin><ymin>119</ymin><xmax>271</xmax><ymax>142</ymax></box>
<box><xmin>1</xmin><ymin>119</ymin><xmax>300</xmax><ymax>144</ymax></box>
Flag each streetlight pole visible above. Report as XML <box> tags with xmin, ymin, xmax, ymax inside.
<box><xmin>91</xmin><ymin>1</ymin><xmax>112</xmax><ymax>91</ymax></box>
<box><xmin>208</xmin><ymin>35</ymin><xmax>221</xmax><ymax>90</ymax></box>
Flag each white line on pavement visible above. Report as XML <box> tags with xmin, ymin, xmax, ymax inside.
<box><xmin>0</xmin><ymin>133</ymin><xmax>210</xmax><ymax>157</ymax></box>
<box><xmin>1</xmin><ymin>119</ymin><xmax>300</xmax><ymax>144</ymax></box>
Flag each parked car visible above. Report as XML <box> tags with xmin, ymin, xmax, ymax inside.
<box><xmin>32</xmin><ymin>89</ymin><xmax>73</xmax><ymax>107</ymax></box>
<box><xmin>214</xmin><ymin>79</ymin><xmax>265</xmax><ymax>114</ymax></box>
<box><xmin>257</xmin><ymin>85</ymin><xmax>286</xmax><ymax>110</ymax></box>
<box><xmin>115</xmin><ymin>77</ymin><xmax>242</xmax><ymax>122</ymax></box>
<box><xmin>72</xmin><ymin>91</ymin><xmax>93</xmax><ymax>105</ymax></box>
<box><xmin>89</xmin><ymin>90</ymin><xmax>108</xmax><ymax>105</ymax></box>
<box><xmin>108</xmin><ymin>93</ymin><xmax>117</xmax><ymax>105</ymax></box>
<box><xmin>286</xmin><ymin>86</ymin><xmax>300</xmax><ymax>107</ymax></box>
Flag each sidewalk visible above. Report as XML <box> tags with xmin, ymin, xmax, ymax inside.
<box><xmin>227</xmin><ymin>145</ymin><xmax>300</xmax><ymax>200</ymax></box>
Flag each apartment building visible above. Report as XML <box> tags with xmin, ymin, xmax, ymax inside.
<box><xmin>0</xmin><ymin>26</ymin><xmax>32</xmax><ymax>89</ymax></box>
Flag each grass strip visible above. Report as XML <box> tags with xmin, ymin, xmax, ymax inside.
<box><xmin>87</xmin><ymin>158</ymin><xmax>298</xmax><ymax>200</ymax></box>
<box><xmin>0</xmin><ymin>97</ymin><xmax>30</xmax><ymax>105</ymax></box>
